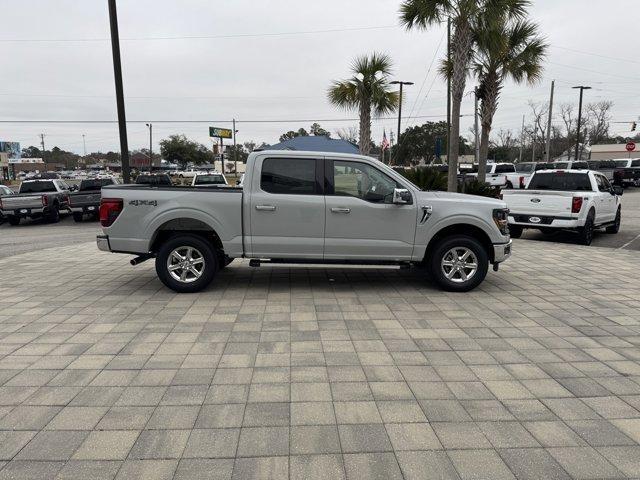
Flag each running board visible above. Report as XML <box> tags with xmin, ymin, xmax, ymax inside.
<box><xmin>249</xmin><ymin>259</ymin><xmax>411</xmax><ymax>269</ymax></box>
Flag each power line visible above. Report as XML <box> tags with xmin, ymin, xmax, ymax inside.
<box><xmin>548</xmin><ymin>61</ymin><xmax>640</xmax><ymax>82</ymax></box>
<box><xmin>551</xmin><ymin>45</ymin><xmax>640</xmax><ymax>66</ymax></box>
<box><xmin>0</xmin><ymin>114</ymin><xmax>451</xmax><ymax>125</ymax></box>
<box><xmin>0</xmin><ymin>25</ymin><xmax>397</xmax><ymax>43</ymax></box>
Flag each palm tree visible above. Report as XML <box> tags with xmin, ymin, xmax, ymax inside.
<box><xmin>474</xmin><ymin>18</ymin><xmax>547</xmax><ymax>183</ymax></box>
<box><xmin>328</xmin><ymin>53</ymin><xmax>399</xmax><ymax>156</ymax></box>
<box><xmin>400</xmin><ymin>0</ymin><xmax>529</xmax><ymax>192</ymax></box>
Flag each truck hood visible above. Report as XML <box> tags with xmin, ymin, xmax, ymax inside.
<box><xmin>419</xmin><ymin>191</ymin><xmax>507</xmax><ymax>209</ymax></box>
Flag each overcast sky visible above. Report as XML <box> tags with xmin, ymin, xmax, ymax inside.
<box><xmin>2</xmin><ymin>0</ymin><xmax>639</xmax><ymax>155</ymax></box>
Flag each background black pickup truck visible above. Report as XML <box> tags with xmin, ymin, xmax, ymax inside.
<box><xmin>69</xmin><ymin>178</ymin><xmax>119</xmax><ymax>222</ymax></box>
<box><xmin>613</xmin><ymin>159</ymin><xmax>640</xmax><ymax>187</ymax></box>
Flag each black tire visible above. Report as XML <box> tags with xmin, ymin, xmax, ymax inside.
<box><xmin>72</xmin><ymin>212</ymin><xmax>84</xmax><ymax>223</ymax></box>
<box><xmin>155</xmin><ymin>234</ymin><xmax>217</xmax><ymax>293</ymax></box>
<box><xmin>606</xmin><ymin>208</ymin><xmax>621</xmax><ymax>234</ymax></box>
<box><xmin>509</xmin><ymin>225</ymin><xmax>523</xmax><ymax>239</ymax></box>
<box><xmin>578</xmin><ymin>210</ymin><xmax>595</xmax><ymax>246</ymax></box>
<box><xmin>8</xmin><ymin>216</ymin><xmax>20</xmax><ymax>226</ymax></box>
<box><xmin>47</xmin><ymin>206</ymin><xmax>60</xmax><ymax>223</ymax></box>
<box><xmin>428</xmin><ymin>235</ymin><xmax>489</xmax><ymax>292</ymax></box>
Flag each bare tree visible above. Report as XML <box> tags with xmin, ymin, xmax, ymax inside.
<box><xmin>335</xmin><ymin>127</ymin><xmax>359</xmax><ymax>144</ymax></box>
<box><xmin>586</xmin><ymin>101</ymin><xmax>613</xmax><ymax>145</ymax></box>
<box><xmin>494</xmin><ymin>129</ymin><xmax>517</xmax><ymax>149</ymax></box>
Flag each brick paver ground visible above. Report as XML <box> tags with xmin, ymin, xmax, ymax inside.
<box><xmin>1</xmin><ymin>240</ymin><xmax>640</xmax><ymax>479</ymax></box>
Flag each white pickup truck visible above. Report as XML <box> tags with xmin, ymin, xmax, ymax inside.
<box><xmin>466</xmin><ymin>163</ymin><xmax>516</xmax><ymax>188</ymax></box>
<box><xmin>96</xmin><ymin>151</ymin><xmax>512</xmax><ymax>293</ymax></box>
<box><xmin>502</xmin><ymin>169</ymin><xmax>623</xmax><ymax>245</ymax></box>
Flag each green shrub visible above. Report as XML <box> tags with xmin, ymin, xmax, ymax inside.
<box><xmin>397</xmin><ymin>167</ymin><xmax>448</xmax><ymax>191</ymax></box>
<box><xmin>458</xmin><ymin>179</ymin><xmax>501</xmax><ymax>198</ymax></box>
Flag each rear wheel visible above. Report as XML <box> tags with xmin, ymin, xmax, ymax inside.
<box><xmin>606</xmin><ymin>208</ymin><xmax>621</xmax><ymax>234</ymax></box>
<box><xmin>428</xmin><ymin>235</ymin><xmax>489</xmax><ymax>292</ymax></box>
<box><xmin>72</xmin><ymin>212</ymin><xmax>83</xmax><ymax>223</ymax></box>
<box><xmin>509</xmin><ymin>225</ymin><xmax>523</xmax><ymax>239</ymax></box>
<box><xmin>47</xmin><ymin>205</ymin><xmax>60</xmax><ymax>223</ymax></box>
<box><xmin>578</xmin><ymin>210</ymin><xmax>595</xmax><ymax>245</ymax></box>
<box><xmin>156</xmin><ymin>234</ymin><xmax>217</xmax><ymax>293</ymax></box>
<box><xmin>8</xmin><ymin>216</ymin><xmax>20</xmax><ymax>226</ymax></box>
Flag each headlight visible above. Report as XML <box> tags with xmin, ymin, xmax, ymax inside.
<box><xmin>493</xmin><ymin>208</ymin><xmax>509</xmax><ymax>235</ymax></box>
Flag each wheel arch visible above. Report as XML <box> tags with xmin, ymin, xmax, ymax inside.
<box><xmin>424</xmin><ymin>223</ymin><xmax>495</xmax><ymax>263</ymax></box>
<box><xmin>150</xmin><ymin>217</ymin><xmax>224</xmax><ymax>254</ymax></box>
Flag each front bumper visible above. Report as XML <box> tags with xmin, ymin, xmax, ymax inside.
<box><xmin>97</xmin><ymin>235</ymin><xmax>111</xmax><ymax>252</ymax></box>
<box><xmin>493</xmin><ymin>240</ymin><xmax>512</xmax><ymax>263</ymax></box>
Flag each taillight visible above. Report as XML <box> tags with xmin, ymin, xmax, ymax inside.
<box><xmin>0</xmin><ymin>198</ymin><xmax>3</xmax><ymax>209</ymax></box>
<box><xmin>519</xmin><ymin>176</ymin><xmax>525</xmax><ymax>189</ymax></box>
<box><xmin>571</xmin><ymin>196</ymin><xmax>583</xmax><ymax>213</ymax></box>
<box><xmin>100</xmin><ymin>198</ymin><xmax>123</xmax><ymax>227</ymax></box>
<box><xmin>42</xmin><ymin>195</ymin><xmax>48</xmax><ymax>207</ymax></box>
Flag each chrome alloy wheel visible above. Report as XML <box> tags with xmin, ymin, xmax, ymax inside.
<box><xmin>167</xmin><ymin>246</ymin><xmax>205</xmax><ymax>283</ymax></box>
<box><xmin>440</xmin><ymin>247</ymin><xmax>478</xmax><ymax>283</ymax></box>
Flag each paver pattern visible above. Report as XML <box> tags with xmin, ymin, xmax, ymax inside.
<box><xmin>1</xmin><ymin>239</ymin><xmax>640</xmax><ymax>479</ymax></box>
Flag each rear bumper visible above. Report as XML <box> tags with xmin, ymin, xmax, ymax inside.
<box><xmin>508</xmin><ymin>214</ymin><xmax>581</xmax><ymax>229</ymax></box>
<box><xmin>0</xmin><ymin>207</ymin><xmax>47</xmax><ymax>218</ymax></box>
<box><xmin>97</xmin><ymin>235</ymin><xmax>111</xmax><ymax>252</ymax></box>
<box><xmin>493</xmin><ymin>240</ymin><xmax>512</xmax><ymax>264</ymax></box>
<box><xmin>71</xmin><ymin>205</ymin><xmax>99</xmax><ymax>214</ymax></box>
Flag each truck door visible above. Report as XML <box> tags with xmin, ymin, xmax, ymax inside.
<box><xmin>595</xmin><ymin>174</ymin><xmax>616</xmax><ymax>223</ymax></box>
<box><xmin>324</xmin><ymin>158</ymin><xmax>417</xmax><ymax>260</ymax></box>
<box><xmin>248</xmin><ymin>156</ymin><xmax>325</xmax><ymax>259</ymax></box>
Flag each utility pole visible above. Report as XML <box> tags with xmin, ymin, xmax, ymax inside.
<box><xmin>573</xmin><ymin>85</ymin><xmax>591</xmax><ymax>161</ymax></box>
<box><xmin>82</xmin><ymin>134</ymin><xmax>87</xmax><ymax>157</ymax></box>
<box><xmin>40</xmin><ymin>133</ymin><xmax>46</xmax><ymax>157</ymax></box>
<box><xmin>531</xmin><ymin>123</ymin><xmax>537</xmax><ymax>162</ymax></box>
<box><xmin>146</xmin><ymin>123</ymin><xmax>153</xmax><ymax>171</ymax></box>
<box><xmin>474</xmin><ymin>87</ymin><xmax>480</xmax><ymax>164</ymax></box>
<box><xmin>232</xmin><ymin>119</ymin><xmax>238</xmax><ymax>177</ymax></box>
<box><xmin>518</xmin><ymin>115</ymin><xmax>525</xmax><ymax>162</ymax></box>
<box><xmin>108</xmin><ymin>0</ymin><xmax>131</xmax><ymax>183</ymax></box>
<box><xmin>390</xmin><ymin>80</ymin><xmax>413</xmax><ymax>165</ymax></box>
<box><xmin>446</xmin><ymin>18</ymin><xmax>451</xmax><ymax>162</ymax></box>
<box><xmin>545</xmin><ymin>80</ymin><xmax>554</xmax><ymax>162</ymax></box>
<box><xmin>220</xmin><ymin>138</ymin><xmax>224</xmax><ymax>174</ymax></box>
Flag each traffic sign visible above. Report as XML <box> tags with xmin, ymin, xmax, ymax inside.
<box><xmin>209</xmin><ymin>127</ymin><xmax>233</xmax><ymax>139</ymax></box>
<box><xmin>626</xmin><ymin>141</ymin><xmax>636</xmax><ymax>152</ymax></box>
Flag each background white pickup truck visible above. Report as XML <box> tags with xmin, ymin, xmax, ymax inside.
<box><xmin>503</xmin><ymin>169</ymin><xmax>623</xmax><ymax>245</ymax></box>
<box><xmin>467</xmin><ymin>163</ymin><xmax>516</xmax><ymax>188</ymax></box>
<box><xmin>97</xmin><ymin>151</ymin><xmax>512</xmax><ymax>293</ymax></box>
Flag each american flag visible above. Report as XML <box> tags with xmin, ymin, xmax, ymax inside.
<box><xmin>381</xmin><ymin>129</ymin><xmax>390</xmax><ymax>150</ymax></box>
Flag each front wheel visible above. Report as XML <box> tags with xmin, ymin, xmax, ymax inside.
<box><xmin>606</xmin><ymin>209</ymin><xmax>621</xmax><ymax>234</ymax></box>
<box><xmin>155</xmin><ymin>234</ymin><xmax>217</xmax><ymax>293</ymax></box>
<box><xmin>428</xmin><ymin>235</ymin><xmax>489</xmax><ymax>292</ymax></box>
<box><xmin>7</xmin><ymin>215</ymin><xmax>20</xmax><ymax>226</ymax></box>
<box><xmin>509</xmin><ymin>225</ymin><xmax>523</xmax><ymax>239</ymax></box>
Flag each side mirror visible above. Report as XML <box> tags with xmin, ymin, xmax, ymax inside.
<box><xmin>612</xmin><ymin>185</ymin><xmax>624</xmax><ymax>196</ymax></box>
<box><xmin>393</xmin><ymin>188</ymin><xmax>411</xmax><ymax>205</ymax></box>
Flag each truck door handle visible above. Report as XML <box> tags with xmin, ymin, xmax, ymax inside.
<box><xmin>255</xmin><ymin>205</ymin><xmax>276</xmax><ymax>211</ymax></box>
<box><xmin>331</xmin><ymin>207</ymin><xmax>350</xmax><ymax>214</ymax></box>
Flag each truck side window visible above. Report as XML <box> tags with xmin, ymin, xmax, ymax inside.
<box><xmin>333</xmin><ymin>160</ymin><xmax>399</xmax><ymax>204</ymax></box>
<box><xmin>261</xmin><ymin>158</ymin><xmax>317</xmax><ymax>195</ymax></box>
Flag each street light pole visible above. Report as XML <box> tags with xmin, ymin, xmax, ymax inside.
<box><xmin>573</xmin><ymin>85</ymin><xmax>591</xmax><ymax>161</ymax></box>
<box><xmin>146</xmin><ymin>123</ymin><xmax>153</xmax><ymax>171</ymax></box>
<box><xmin>390</xmin><ymin>80</ymin><xmax>413</xmax><ymax>165</ymax></box>
<box><xmin>108</xmin><ymin>0</ymin><xmax>131</xmax><ymax>183</ymax></box>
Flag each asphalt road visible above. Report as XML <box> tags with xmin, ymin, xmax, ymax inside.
<box><xmin>1</xmin><ymin>188</ymin><xmax>639</xmax><ymax>259</ymax></box>
<box><xmin>0</xmin><ymin>214</ymin><xmax>100</xmax><ymax>259</ymax></box>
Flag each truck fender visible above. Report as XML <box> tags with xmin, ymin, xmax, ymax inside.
<box><xmin>145</xmin><ymin>208</ymin><xmax>229</xmax><ymax>252</ymax></box>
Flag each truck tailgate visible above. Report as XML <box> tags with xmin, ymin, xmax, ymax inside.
<box><xmin>70</xmin><ymin>192</ymin><xmax>101</xmax><ymax>207</ymax></box>
<box><xmin>503</xmin><ymin>190</ymin><xmax>575</xmax><ymax>216</ymax></box>
<box><xmin>1</xmin><ymin>195</ymin><xmax>43</xmax><ymax>210</ymax></box>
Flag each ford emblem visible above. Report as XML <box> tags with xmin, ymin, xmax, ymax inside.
<box><xmin>531</xmin><ymin>198</ymin><xmax>541</xmax><ymax>203</ymax></box>
<box><xmin>529</xmin><ymin>216</ymin><xmax>541</xmax><ymax>223</ymax></box>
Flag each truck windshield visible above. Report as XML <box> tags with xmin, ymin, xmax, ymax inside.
<box><xmin>527</xmin><ymin>172</ymin><xmax>592</xmax><ymax>191</ymax></box>
<box><xmin>571</xmin><ymin>162</ymin><xmax>589</xmax><ymax>169</ymax></box>
<box><xmin>632</xmin><ymin>160</ymin><xmax>640</xmax><ymax>167</ymax></box>
<box><xmin>20</xmin><ymin>181</ymin><xmax>56</xmax><ymax>193</ymax></box>
<box><xmin>136</xmin><ymin>175</ymin><xmax>172</xmax><ymax>186</ymax></box>
<box><xmin>194</xmin><ymin>175</ymin><xmax>225</xmax><ymax>185</ymax></box>
<box><xmin>614</xmin><ymin>160</ymin><xmax>630</xmax><ymax>168</ymax></box>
